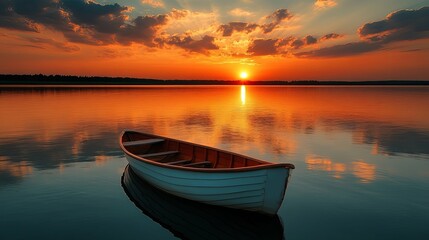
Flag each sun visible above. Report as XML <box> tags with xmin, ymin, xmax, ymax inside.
<box><xmin>239</xmin><ymin>71</ymin><xmax>248</xmax><ymax>80</ymax></box>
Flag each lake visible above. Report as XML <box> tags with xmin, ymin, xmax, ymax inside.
<box><xmin>0</xmin><ymin>86</ymin><xmax>428</xmax><ymax>240</ymax></box>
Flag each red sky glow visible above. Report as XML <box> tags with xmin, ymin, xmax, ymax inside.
<box><xmin>0</xmin><ymin>0</ymin><xmax>428</xmax><ymax>80</ymax></box>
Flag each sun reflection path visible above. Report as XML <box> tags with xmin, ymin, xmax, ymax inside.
<box><xmin>241</xmin><ymin>85</ymin><xmax>246</xmax><ymax>105</ymax></box>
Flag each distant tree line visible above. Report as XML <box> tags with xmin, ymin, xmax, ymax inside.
<box><xmin>0</xmin><ymin>74</ymin><xmax>428</xmax><ymax>85</ymax></box>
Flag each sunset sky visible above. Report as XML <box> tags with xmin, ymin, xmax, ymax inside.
<box><xmin>1</xmin><ymin>0</ymin><xmax>428</xmax><ymax>80</ymax></box>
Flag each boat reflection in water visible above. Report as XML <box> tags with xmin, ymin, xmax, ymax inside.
<box><xmin>121</xmin><ymin>165</ymin><xmax>285</xmax><ymax>240</ymax></box>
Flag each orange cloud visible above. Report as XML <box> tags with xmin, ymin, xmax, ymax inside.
<box><xmin>305</xmin><ymin>155</ymin><xmax>346</xmax><ymax>179</ymax></box>
<box><xmin>306</xmin><ymin>155</ymin><xmax>377</xmax><ymax>182</ymax></box>
<box><xmin>229</xmin><ymin>8</ymin><xmax>253</xmax><ymax>17</ymax></box>
<box><xmin>0</xmin><ymin>158</ymin><xmax>33</xmax><ymax>177</ymax></box>
<box><xmin>141</xmin><ymin>0</ymin><xmax>164</xmax><ymax>8</ymax></box>
<box><xmin>163</xmin><ymin>9</ymin><xmax>219</xmax><ymax>37</ymax></box>
<box><xmin>314</xmin><ymin>0</ymin><xmax>337</xmax><ymax>9</ymax></box>
<box><xmin>353</xmin><ymin>161</ymin><xmax>376</xmax><ymax>183</ymax></box>
<box><xmin>1</xmin><ymin>0</ymin><xmax>428</xmax><ymax>71</ymax></box>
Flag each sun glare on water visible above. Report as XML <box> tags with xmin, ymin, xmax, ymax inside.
<box><xmin>241</xmin><ymin>85</ymin><xmax>246</xmax><ymax>105</ymax></box>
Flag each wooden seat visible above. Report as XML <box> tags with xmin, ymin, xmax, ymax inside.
<box><xmin>166</xmin><ymin>160</ymin><xmax>192</xmax><ymax>165</ymax></box>
<box><xmin>123</xmin><ymin>138</ymin><xmax>164</xmax><ymax>147</ymax></box>
<box><xmin>182</xmin><ymin>161</ymin><xmax>212</xmax><ymax>168</ymax></box>
<box><xmin>140</xmin><ymin>151</ymin><xmax>179</xmax><ymax>158</ymax></box>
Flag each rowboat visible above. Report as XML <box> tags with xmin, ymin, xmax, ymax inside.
<box><xmin>119</xmin><ymin>130</ymin><xmax>295</xmax><ymax>215</ymax></box>
<box><xmin>121</xmin><ymin>165</ymin><xmax>285</xmax><ymax>240</ymax></box>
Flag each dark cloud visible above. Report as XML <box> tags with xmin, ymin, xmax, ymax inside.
<box><xmin>305</xmin><ymin>35</ymin><xmax>318</xmax><ymax>44</ymax></box>
<box><xmin>291</xmin><ymin>39</ymin><xmax>304</xmax><ymax>49</ymax></box>
<box><xmin>248</xmin><ymin>39</ymin><xmax>279</xmax><ymax>56</ymax></box>
<box><xmin>248</xmin><ymin>35</ymin><xmax>321</xmax><ymax>56</ymax></box>
<box><xmin>261</xmin><ymin>9</ymin><xmax>293</xmax><ymax>33</ymax></box>
<box><xmin>163</xmin><ymin>35</ymin><xmax>219</xmax><ymax>54</ymax></box>
<box><xmin>61</xmin><ymin>0</ymin><xmax>129</xmax><ymax>34</ymax></box>
<box><xmin>116</xmin><ymin>15</ymin><xmax>168</xmax><ymax>46</ymax></box>
<box><xmin>261</xmin><ymin>23</ymin><xmax>281</xmax><ymax>34</ymax></box>
<box><xmin>59</xmin><ymin>0</ymin><xmax>133</xmax><ymax>45</ymax></box>
<box><xmin>291</xmin><ymin>35</ymin><xmax>317</xmax><ymax>49</ymax></box>
<box><xmin>268</xmin><ymin>8</ymin><xmax>292</xmax><ymax>22</ymax></box>
<box><xmin>0</xmin><ymin>2</ymin><xmax>298</xmax><ymax>56</ymax></box>
<box><xmin>298</xmin><ymin>7</ymin><xmax>429</xmax><ymax>58</ymax></box>
<box><xmin>0</xmin><ymin>128</ymin><xmax>122</xmax><ymax>186</ymax></box>
<box><xmin>3</xmin><ymin>1</ymin><xmax>425</xmax><ymax>59</ymax></box>
<box><xmin>359</xmin><ymin>7</ymin><xmax>429</xmax><ymax>43</ymax></box>
<box><xmin>277</xmin><ymin>37</ymin><xmax>295</xmax><ymax>47</ymax></box>
<box><xmin>3</xmin><ymin>0</ymin><xmax>114</xmax><ymax>45</ymax></box>
<box><xmin>218</xmin><ymin>22</ymin><xmax>258</xmax><ymax>37</ymax></box>
<box><xmin>320</xmin><ymin>33</ymin><xmax>342</xmax><ymax>41</ymax></box>
<box><xmin>12</xmin><ymin>0</ymin><xmax>72</xmax><ymax>32</ymax></box>
<box><xmin>0</xmin><ymin>0</ymin><xmax>38</xmax><ymax>32</ymax></box>
<box><xmin>296</xmin><ymin>41</ymin><xmax>382</xmax><ymax>58</ymax></box>
<box><xmin>319</xmin><ymin>118</ymin><xmax>429</xmax><ymax>156</ymax></box>
<box><xmin>0</xmin><ymin>0</ymin><xmax>167</xmax><ymax>47</ymax></box>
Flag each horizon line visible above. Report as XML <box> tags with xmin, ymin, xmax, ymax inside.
<box><xmin>1</xmin><ymin>74</ymin><xmax>429</xmax><ymax>85</ymax></box>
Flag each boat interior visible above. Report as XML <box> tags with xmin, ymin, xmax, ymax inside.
<box><xmin>121</xmin><ymin>131</ymin><xmax>268</xmax><ymax>169</ymax></box>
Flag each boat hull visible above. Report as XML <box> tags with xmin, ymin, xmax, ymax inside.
<box><xmin>121</xmin><ymin>165</ymin><xmax>285</xmax><ymax>240</ymax></box>
<box><xmin>125</xmin><ymin>154</ymin><xmax>291</xmax><ymax>215</ymax></box>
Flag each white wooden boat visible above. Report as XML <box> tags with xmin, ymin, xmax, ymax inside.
<box><xmin>119</xmin><ymin>130</ymin><xmax>295</xmax><ymax>215</ymax></box>
<box><xmin>121</xmin><ymin>165</ymin><xmax>284</xmax><ymax>240</ymax></box>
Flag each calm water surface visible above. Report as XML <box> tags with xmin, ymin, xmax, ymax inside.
<box><xmin>0</xmin><ymin>86</ymin><xmax>428</xmax><ymax>239</ymax></box>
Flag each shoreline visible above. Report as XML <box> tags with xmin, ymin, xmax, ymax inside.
<box><xmin>1</xmin><ymin>74</ymin><xmax>429</xmax><ymax>86</ymax></box>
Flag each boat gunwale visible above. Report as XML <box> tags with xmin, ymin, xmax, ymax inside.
<box><xmin>119</xmin><ymin>130</ymin><xmax>295</xmax><ymax>173</ymax></box>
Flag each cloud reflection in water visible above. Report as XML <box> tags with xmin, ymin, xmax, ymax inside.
<box><xmin>1</xmin><ymin>86</ymin><xmax>429</xmax><ymax>186</ymax></box>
